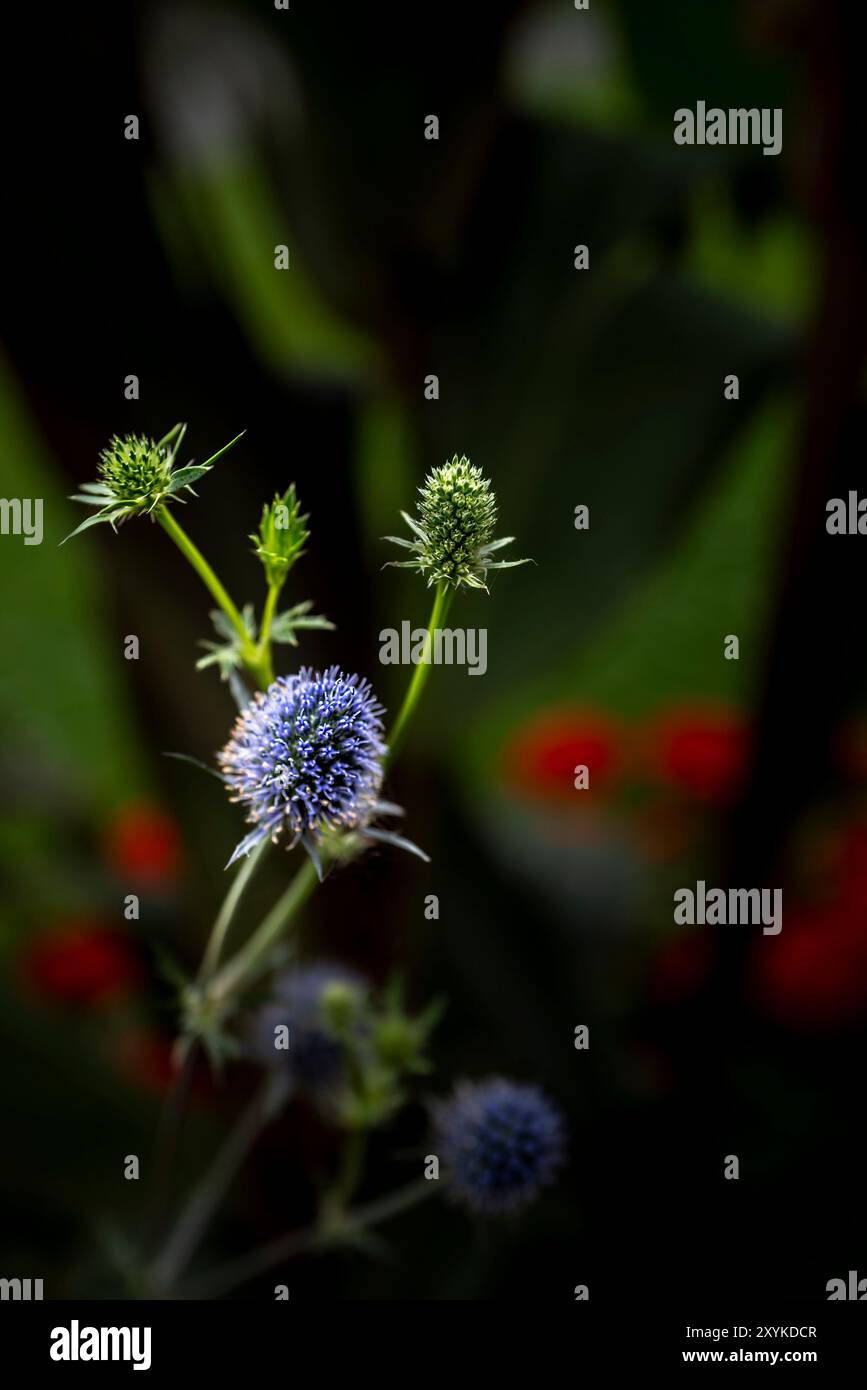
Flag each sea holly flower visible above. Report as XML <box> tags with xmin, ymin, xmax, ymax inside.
<box><xmin>63</xmin><ymin>422</ymin><xmax>243</xmax><ymax>544</ymax></box>
<box><xmin>433</xmin><ymin>1077</ymin><xmax>565</xmax><ymax>1215</ymax></box>
<box><xmin>218</xmin><ymin>665</ymin><xmax>426</xmax><ymax>873</ymax></box>
<box><xmin>385</xmin><ymin>454</ymin><xmax>529</xmax><ymax>592</ymax></box>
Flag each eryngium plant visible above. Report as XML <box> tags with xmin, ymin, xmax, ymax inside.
<box><xmin>67</xmin><ymin>424</ymin><xmax>556</xmax><ymax>1298</ymax></box>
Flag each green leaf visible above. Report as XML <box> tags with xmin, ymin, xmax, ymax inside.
<box><xmin>149</xmin><ymin>158</ymin><xmax>378</xmax><ymax>383</ymax></box>
<box><xmin>165</xmin><ymin>464</ymin><xmax>212</xmax><ymax>494</ymax></box>
<box><xmin>270</xmin><ymin>602</ymin><xmax>335</xmax><ymax>645</ymax></box>
<box><xmin>0</xmin><ymin>362</ymin><xmax>145</xmax><ymax>812</ymax></box>
<box><xmin>198</xmin><ymin>430</ymin><xmax>246</xmax><ymax>470</ymax></box>
<box><xmin>156</xmin><ymin>421</ymin><xmax>186</xmax><ymax>453</ymax></box>
<box><xmin>59</xmin><ymin>507</ymin><xmax>125</xmax><ymax>546</ymax></box>
<box><xmin>76</xmin><ymin>481</ymin><xmax>115</xmax><ymax>497</ymax></box>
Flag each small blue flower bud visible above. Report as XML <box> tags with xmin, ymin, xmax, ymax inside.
<box><xmin>434</xmin><ymin>1077</ymin><xmax>565</xmax><ymax>1215</ymax></box>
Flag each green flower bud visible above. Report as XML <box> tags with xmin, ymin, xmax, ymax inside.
<box><xmin>372</xmin><ymin>1013</ymin><xmax>420</xmax><ymax>1069</ymax></box>
<box><xmin>250</xmin><ymin>484</ymin><xmax>309</xmax><ymax>588</ymax></box>
<box><xmin>320</xmin><ymin>979</ymin><xmax>362</xmax><ymax>1034</ymax></box>
<box><xmin>63</xmin><ymin>422</ymin><xmax>244</xmax><ymax>544</ymax></box>
<box><xmin>98</xmin><ymin>434</ymin><xmax>172</xmax><ymax>509</ymax></box>
<box><xmin>385</xmin><ymin>454</ymin><xmax>530</xmax><ymax>592</ymax></box>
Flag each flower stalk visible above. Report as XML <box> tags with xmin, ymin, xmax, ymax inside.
<box><xmin>197</xmin><ymin>835</ymin><xmax>271</xmax><ymax>983</ymax></box>
<box><xmin>156</xmin><ymin>508</ymin><xmax>261</xmax><ymax>680</ymax></box>
<box><xmin>205</xmin><ymin>855</ymin><xmax>321</xmax><ymax>1009</ymax></box>
<box><xmin>386</xmin><ymin>581</ymin><xmax>452</xmax><ymax>761</ymax></box>
<box><xmin>179</xmin><ymin>1179</ymin><xmax>437</xmax><ymax>1299</ymax></box>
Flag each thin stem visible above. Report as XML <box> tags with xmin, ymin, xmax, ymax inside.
<box><xmin>257</xmin><ymin>582</ymin><xmax>280</xmax><ymax>662</ymax></box>
<box><xmin>386</xmin><ymin>581</ymin><xmax>452</xmax><ymax>761</ymax></box>
<box><xmin>180</xmin><ymin>1179</ymin><xmax>436</xmax><ymax>1299</ymax></box>
<box><xmin>148</xmin><ymin>1070</ymin><xmax>291</xmax><ymax>1295</ymax></box>
<box><xmin>206</xmin><ymin>855</ymin><xmax>320</xmax><ymax>1006</ymax></box>
<box><xmin>197</xmin><ymin>835</ymin><xmax>271</xmax><ymax>982</ymax></box>
<box><xmin>157</xmin><ymin>507</ymin><xmax>256</xmax><ymax>663</ymax></box>
<box><xmin>321</xmin><ymin>1129</ymin><xmax>367</xmax><ymax>1228</ymax></box>
<box><xmin>145</xmin><ymin>1039</ymin><xmax>200</xmax><ymax>1234</ymax></box>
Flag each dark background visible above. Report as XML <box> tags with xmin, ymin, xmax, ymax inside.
<box><xmin>1</xmin><ymin>0</ymin><xmax>866</xmax><ymax>1300</ymax></box>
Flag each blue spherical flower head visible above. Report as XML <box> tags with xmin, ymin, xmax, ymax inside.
<box><xmin>246</xmin><ymin>962</ymin><xmax>365</xmax><ymax>1089</ymax></box>
<box><xmin>219</xmin><ymin>666</ymin><xmax>425</xmax><ymax>872</ymax></box>
<box><xmin>434</xmin><ymin>1078</ymin><xmax>565</xmax><ymax>1216</ymax></box>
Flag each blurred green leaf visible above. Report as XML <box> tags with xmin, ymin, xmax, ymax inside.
<box><xmin>150</xmin><ymin>158</ymin><xmax>379</xmax><ymax>383</ymax></box>
<box><xmin>0</xmin><ymin>357</ymin><xmax>145</xmax><ymax>812</ymax></box>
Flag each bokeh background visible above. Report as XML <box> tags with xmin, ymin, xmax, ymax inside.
<box><xmin>2</xmin><ymin>0</ymin><xmax>866</xmax><ymax>1300</ymax></box>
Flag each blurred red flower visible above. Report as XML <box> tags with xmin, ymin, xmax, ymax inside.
<box><xmin>751</xmin><ymin>818</ymin><xmax>867</xmax><ymax>1027</ymax></box>
<box><xmin>502</xmin><ymin>709</ymin><xmax>621</xmax><ymax>799</ymax></box>
<box><xmin>751</xmin><ymin>906</ymin><xmax>867</xmax><ymax>1028</ymax></box>
<box><xmin>21</xmin><ymin>923</ymin><xmax>140</xmax><ymax>1006</ymax></box>
<box><xmin>645</xmin><ymin>704</ymin><xmax>749</xmax><ymax>807</ymax></box>
<box><xmin>104</xmin><ymin>802</ymin><xmax>181</xmax><ymax>885</ymax></box>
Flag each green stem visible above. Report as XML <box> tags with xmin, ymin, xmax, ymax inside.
<box><xmin>198</xmin><ymin>836</ymin><xmax>270</xmax><ymax>982</ymax></box>
<box><xmin>251</xmin><ymin>581</ymin><xmax>280</xmax><ymax>687</ymax></box>
<box><xmin>145</xmin><ymin>1038</ymin><xmax>200</xmax><ymax>1234</ymax></box>
<box><xmin>206</xmin><ymin>855</ymin><xmax>320</xmax><ymax>1006</ymax></box>
<box><xmin>386</xmin><ymin>581</ymin><xmax>452</xmax><ymax>761</ymax></box>
<box><xmin>148</xmin><ymin>1071</ymin><xmax>290</xmax><ymax>1295</ymax></box>
<box><xmin>258</xmin><ymin>582</ymin><xmax>280</xmax><ymax>652</ymax></box>
<box><xmin>322</xmin><ymin>1129</ymin><xmax>367</xmax><ymax>1229</ymax></box>
<box><xmin>179</xmin><ymin>1179</ymin><xmax>436</xmax><ymax>1299</ymax></box>
<box><xmin>157</xmin><ymin>507</ymin><xmax>257</xmax><ymax>666</ymax></box>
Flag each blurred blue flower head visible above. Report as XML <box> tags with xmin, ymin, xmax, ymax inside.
<box><xmin>246</xmin><ymin>962</ymin><xmax>366</xmax><ymax>1087</ymax></box>
<box><xmin>434</xmin><ymin>1078</ymin><xmax>565</xmax><ymax>1215</ymax></box>
<box><xmin>219</xmin><ymin>666</ymin><xmax>388</xmax><ymax>866</ymax></box>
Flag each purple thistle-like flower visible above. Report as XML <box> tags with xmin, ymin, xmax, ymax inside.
<box><xmin>434</xmin><ymin>1077</ymin><xmax>565</xmax><ymax>1216</ymax></box>
<box><xmin>219</xmin><ymin>666</ymin><xmax>422</xmax><ymax>870</ymax></box>
<box><xmin>246</xmin><ymin>962</ymin><xmax>365</xmax><ymax>1088</ymax></box>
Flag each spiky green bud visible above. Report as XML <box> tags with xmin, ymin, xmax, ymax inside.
<box><xmin>418</xmin><ymin>456</ymin><xmax>496</xmax><ymax>581</ymax></box>
<box><xmin>250</xmin><ymin>485</ymin><xmax>309</xmax><ymax>589</ymax></box>
<box><xmin>385</xmin><ymin>454</ymin><xmax>530</xmax><ymax>591</ymax></box>
<box><xmin>97</xmin><ymin>435</ymin><xmax>169</xmax><ymax>506</ymax></box>
<box><xmin>63</xmin><ymin>422</ymin><xmax>244</xmax><ymax>544</ymax></box>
